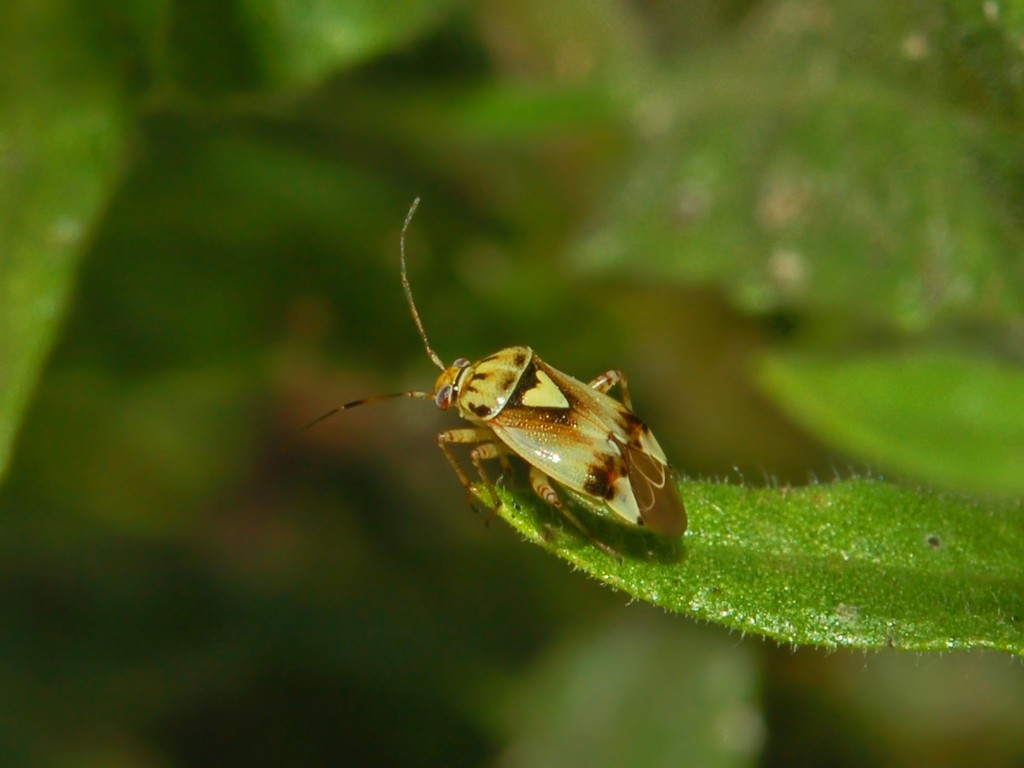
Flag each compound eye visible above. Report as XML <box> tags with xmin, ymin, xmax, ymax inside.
<box><xmin>452</xmin><ymin>357</ymin><xmax>470</xmax><ymax>368</ymax></box>
<box><xmin>434</xmin><ymin>384</ymin><xmax>454</xmax><ymax>410</ymax></box>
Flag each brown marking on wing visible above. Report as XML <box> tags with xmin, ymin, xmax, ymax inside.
<box><xmin>496</xmin><ymin>404</ymin><xmax>576</xmax><ymax>430</ymax></box>
<box><xmin>583</xmin><ymin>452</ymin><xmax>624</xmax><ymax>502</ymax></box>
<box><xmin>622</xmin><ymin>441</ymin><xmax>687</xmax><ymax>537</ymax></box>
<box><xmin>505</xmin><ymin>362</ymin><xmax>540</xmax><ymax>408</ymax></box>
<box><xmin>619</xmin><ymin>412</ymin><xmax>651</xmax><ymax>447</ymax></box>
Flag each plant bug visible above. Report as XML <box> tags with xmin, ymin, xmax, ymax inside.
<box><xmin>312</xmin><ymin>198</ymin><xmax>687</xmax><ymax>552</ymax></box>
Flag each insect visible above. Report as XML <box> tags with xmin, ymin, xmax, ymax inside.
<box><xmin>313</xmin><ymin>198</ymin><xmax>687</xmax><ymax>552</ymax></box>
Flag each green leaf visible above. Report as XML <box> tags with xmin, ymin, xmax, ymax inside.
<box><xmin>942</xmin><ymin>0</ymin><xmax>1024</xmax><ymax>116</ymax></box>
<box><xmin>0</xmin><ymin>1</ymin><xmax>128</xmax><ymax>483</ymax></box>
<box><xmin>759</xmin><ymin>351</ymin><xmax>1024</xmax><ymax>498</ymax></box>
<box><xmin>236</xmin><ymin>0</ymin><xmax>461</xmax><ymax>86</ymax></box>
<box><xmin>574</xmin><ymin>5</ymin><xmax>1024</xmax><ymax>330</ymax></box>
<box><xmin>490</xmin><ymin>478</ymin><xmax>1024</xmax><ymax>656</ymax></box>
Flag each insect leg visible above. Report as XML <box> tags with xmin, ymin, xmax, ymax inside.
<box><xmin>528</xmin><ymin>466</ymin><xmax>619</xmax><ymax>559</ymax></box>
<box><xmin>437</xmin><ymin>427</ymin><xmax>505</xmax><ymax>513</ymax></box>
<box><xmin>588</xmin><ymin>369</ymin><xmax>632</xmax><ymax>410</ymax></box>
<box><xmin>528</xmin><ymin>465</ymin><xmax>563</xmax><ymax>509</ymax></box>
<box><xmin>472</xmin><ymin>441</ymin><xmax>519</xmax><ymax>525</ymax></box>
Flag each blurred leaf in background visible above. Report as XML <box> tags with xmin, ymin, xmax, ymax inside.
<box><xmin>0</xmin><ymin>0</ymin><xmax>1022</xmax><ymax>766</ymax></box>
<box><xmin>0</xmin><ymin>0</ymin><xmax>128</xmax><ymax>481</ymax></box>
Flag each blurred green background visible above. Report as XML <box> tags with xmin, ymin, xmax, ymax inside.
<box><xmin>2</xmin><ymin>0</ymin><xmax>1024</xmax><ymax>765</ymax></box>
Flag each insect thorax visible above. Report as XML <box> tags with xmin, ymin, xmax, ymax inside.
<box><xmin>453</xmin><ymin>345</ymin><xmax>533</xmax><ymax>421</ymax></box>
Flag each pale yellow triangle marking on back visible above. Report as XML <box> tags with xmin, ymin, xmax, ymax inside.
<box><xmin>520</xmin><ymin>369</ymin><xmax>570</xmax><ymax>408</ymax></box>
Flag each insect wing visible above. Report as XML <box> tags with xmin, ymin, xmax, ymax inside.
<box><xmin>486</xmin><ymin>357</ymin><xmax>686</xmax><ymax>536</ymax></box>
<box><xmin>619</xmin><ymin>439</ymin><xmax>686</xmax><ymax>537</ymax></box>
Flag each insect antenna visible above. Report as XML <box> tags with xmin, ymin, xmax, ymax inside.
<box><xmin>285</xmin><ymin>389</ymin><xmax>434</xmax><ymax>451</ymax></box>
<box><xmin>400</xmin><ymin>197</ymin><xmax>445</xmax><ymax>371</ymax></box>
<box><xmin>287</xmin><ymin>200</ymin><xmax>441</xmax><ymax>451</ymax></box>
